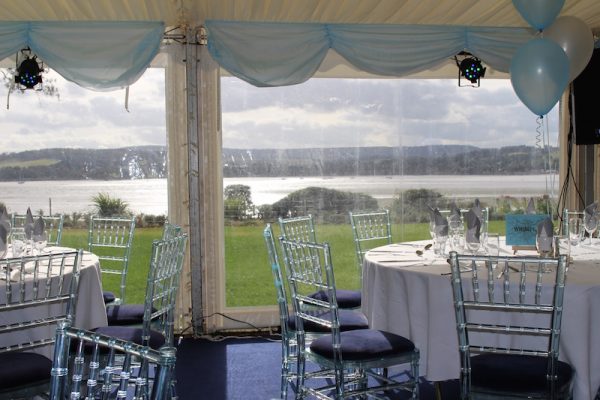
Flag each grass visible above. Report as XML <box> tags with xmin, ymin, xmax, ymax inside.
<box><xmin>61</xmin><ymin>227</ymin><xmax>163</xmax><ymax>305</ymax></box>
<box><xmin>224</xmin><ymin>220</ymin><xmax>506</xmax><ymax>307</ymax></box>
<box><xmin>60</xmin><ymin>221</ymin><xmax>506</xmax><ymax>307</ymax></box>
<box><xmin>0</xmin><ymin>158</ymin><xmax>60</xmax><ymax>168</ymax></box>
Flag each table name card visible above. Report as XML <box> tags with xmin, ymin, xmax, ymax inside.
<box><xmin>505</xmin><ymin>214</ymin><xmax>549</xmax><ymax>246</ymax></box>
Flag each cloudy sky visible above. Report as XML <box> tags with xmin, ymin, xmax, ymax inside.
<box><xmin>0</xmin><ymin>67</ymin><xmax>559</xmax><ymax>153</ymax></box>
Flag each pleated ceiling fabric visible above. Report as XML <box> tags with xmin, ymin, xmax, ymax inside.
<box><xmin>206</xmin><ymin>21</ymin><xmax>535</xmax><ymax>87</ymax></box>
<box><xmin>0</xmin><ymin>21</ymin><xmax>163</xmax><ymax>90</ymax></box>
<box><xmin>0</xmin><ymin>0</ymin><xmax>597</xmax><ymax>33</ymax></box>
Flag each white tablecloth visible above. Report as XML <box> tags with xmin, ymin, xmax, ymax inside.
<box><xmin>0</xmin><ymin>247</ymin><xmax>108</xmax><ymax>358</ymax></box>
<box><xmin>362</xmin><ymin>238</ymin><xmax>600</xmax><ymax>400</ymax></box>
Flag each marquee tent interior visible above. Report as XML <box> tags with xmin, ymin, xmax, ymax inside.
<box><xmin>0</xmin><ymin>0</ymin><xmax>599</xmax><ymax>335</ymax></box>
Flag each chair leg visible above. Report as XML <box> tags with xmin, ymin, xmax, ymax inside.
<box><xmin>434</xmin><ymin>381</ymin><xmax>443</xmax><ymax>400</ymax></box>
<box><xmin>281</xmin><ymin>339</ymin><xmax>291</xmax><ymax>399</ymax></box>
<box><xmin>295</xmin><ymin>336</ymin><xmax>306</xmax><ymax>400</ymax></box>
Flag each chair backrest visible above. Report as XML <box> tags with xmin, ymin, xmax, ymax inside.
<box><xmin>448</xmin><ymin>251</ymin><xmax>568</xmax><ymax>398</ymax></box>
<box><xmin>88</xmin><ymin>216</ymin><xmax>136</xmax><ymax>303</ymax></box>
<box><xmin>50</xmin><ymin>320</ymin><xmax>176</xmax><ymax>400</ymax></box>
<box><xmin>162</xmin><ymin>221</ymin><xmax>183</xmax><ymax>240</ymax></box>
<box><xmin>263</xmin><ymin>224</ymin><xmax>291</xmax><ymax>338</ymax></box>
<box><xmin>562</xmin><ymin>208</ymin><xmax>584</xmax><ymax>235</ymax></box>
<box><xmin>349</xmin><ymin>209</ymin><xmax>392</xmax><ymax>269</ymax></box>
<box><xmin>0</xmin><ymin>250</ymin><xmax>82</xmax><ymax>355</ymax></box>
<box><xmin>278</xmin><ymin>215</ymin><xmax>317</xmax><ymax>242</ymax></box>
<box><xmin>279</xmin><ymin>237</ymin><xmax>338</xmax><ymax>338</ymax></box>
<box><xmin>12</xmin><ymin>213</ymin><xmax>65</xmax><ymax>246</ymax></box>
<box><xmin>142</xmin><ymin>229</ymin><xmax>188</xmax><ymax>348</ymax></box>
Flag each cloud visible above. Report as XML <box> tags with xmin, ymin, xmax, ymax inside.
<box><xmin>0</xmin><ymin>68</ymin><xmax>166</xmax><ymax>152</ymax></box>
<box><xmin>221</xmin><ymin>76</ymin><xmax>559</xmax><ymax>149</ymax></box>
<box><xmin>0</xmin><ymin>68</ymin><xmax>559</xmax><ymax>153</ymax></box>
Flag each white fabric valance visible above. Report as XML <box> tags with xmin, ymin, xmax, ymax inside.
<box><xmin>206</xmin><ymin>20</ymin><xmax>536</xmax><ymax>87</ymax></box>
<box><xmin>0</xmin><ymin>21</ymin><xmax>164</xmax><ymax>90</ymax></box>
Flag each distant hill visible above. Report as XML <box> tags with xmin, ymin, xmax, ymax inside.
<box><xmin>0</xmin><ymin>145</ymin><xmax>557</xmax><ymax>181</ymax></box>
<box><xmin>222</xmin><ymin>145</ymin><xmax>558</xmax><ymax>177</ymax></box>
<box><xmin>0</xmin><ymin>146</ymin><xmax>167</xmax><ymax>181</ymax></box>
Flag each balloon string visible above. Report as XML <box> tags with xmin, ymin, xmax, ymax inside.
<box><xmin>535</xmin><ymin>116</ymin><xmax>543</xmax><ymax>150</ymax></box>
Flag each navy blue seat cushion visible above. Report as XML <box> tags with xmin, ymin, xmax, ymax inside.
<box><xmin>0</xmin><ymin>352</ymin><xmax>51</xmax><ymax>390</ymax></box>
<box><xmin>287</xmin><ymin>309</ymin><xmax>369</xmax><ymax>333</ymax></box>
<box><xmin>470</xmin><ymin>353</ymin><xmax>573</xmax><ymax>395</ymax></box>
<box><xmin>106</xmin><ymin>304</ymin><xmax>145</xmax><ymax>325</ymax></box>
<box><xmin>310</xmin><ymin>289</ymin><xmax>361</xmax><ymax>309</ymax></box>
<box><xmin>310</xmin><ymin>329</ymin><xmax>415</xmax><ymax>361</ymax></box>
<box><xmin>92</xmin><ymin>326</ymin><xmax>166</xmax><ymax>350</ymax></box>
<box><xmin>103</xmin><ymin>290</ymin><xmax>116</xmax><ymax>304</ymax></box>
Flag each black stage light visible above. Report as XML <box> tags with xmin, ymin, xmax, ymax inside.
<box><xmin>14</xmin><ymin>48</ymin><xmax>43</xmax><ymax>90</ymax></box>
<box><xmin>455</xmin><ymin>53</ymin><xmax>486</xmax><ymax>87</ymax></box>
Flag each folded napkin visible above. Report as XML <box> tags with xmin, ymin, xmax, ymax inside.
<box><xmin>0</xmin><ymin>223</ymin><xmax>7</xmax><ymax>256</ymax></box>
<box><xmin>0</xmin><ymin>209</ymin><xmax>10</xmax><ymax>232</ymax></box>
<box><xmin>464</xmin><ymin>209</ymin><xmax>481</xmax><ymax>243</ymax></box>
<box><xmin>536</xmin><ymin>217</ymin><xmax>554</xmax><ymax>253</ymax></box>
<box><xmin>9</xmin><ymin>261</ymin><xmax>63</xmax><ymax>281</ymax></box>
<box><xmin>432</xmin><ymin>208</ymin><xmax>449</xmax><ymax>237</ymax></box>
<box><xmin>25</xmin><ymin>207</ymin><xmax>34</xmax><ymax>240</ymax></box>
<box><xmin>526</xmin><ymin>198</ymin><xmax>536</xmax><ymax>214</ymax></box>
<box><xmin>584</xmin><ymin>201</ymin><xmax>598</xmax><ymax>225</ymax></box>
<box><xmin>472</xmin><ymin>198</ymin><xmax>483</xmax><ymax>222</ymax></box>
<box><xmin>33</xmin><ymin>216</ymin><xmax>45</xmax><ymax>237</ymax></box>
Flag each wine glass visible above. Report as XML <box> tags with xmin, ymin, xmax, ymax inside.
<box><xmin>10</xmin><ymin>228</ymin><xmax>26</xmax><ymax>257</ymax></box>
<box><xmin>584</xmin><ymin>214</ymin><xmax>598</xmax><ymax>245</ymax></box>
<box><xmin>32</xmin><ymin>232</ymin><xmax>48</xmax><ymax>255</ymax></box>
<box><xmin>435</xmin><ymin>234</ymin><xmax>448</xmax><ymax>256</ymax></box>
<box><xmin>466</xmin><ymin>239</ymin><xmax>480</xmax><ymax>255</ymax></box>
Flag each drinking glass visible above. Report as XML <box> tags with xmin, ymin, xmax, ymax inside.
<box><xmin>554</xmin><ymin>234</ymin><xmax>570</xmax><ymax>259</ymax></box>
<box><xmin>484</xmin><ymin>233</ymin><xmax>500</xmax><ymax>256</ymax></box>
<box><xmin>32</xmin><ymin>232</ymin><xmax>48</xmax><ymax>255</ymax></box>
<box><xmin>466</xmin><ymin>240</ymin><xmax>480</xmax><ymax>255</ymax></box>
<box><xmin>584</xmin><ymin>214</ymin><xmax>598</xmax><ymax>245</ymax></box>
<box><xmin>10</xmin><ymin>228</ymin><xmax>26</xmax><ymax>257</ymax></box>
<box><xmin>429</xmin><ymin>220</ymin><xmax>436</xmax><ymax>241</ymax></box>
<box><xmin>435</xmin><ymin>235</ymin><xmax>448</xmax><ymax>256</ymax></box>
<box><xmin>569</xmin><ymin>217</ymin><xmax>584</xmax><ymax>247</ymax></box>
<box><xmin>479</xmin><ymin>231</ymin><xmax>488</xmax><ymax>253</ymax></box>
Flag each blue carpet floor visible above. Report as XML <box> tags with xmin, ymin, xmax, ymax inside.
<box><xmin>175</xmin><ymin>336</ymin><xmax>459</xmax><ymax>400</ymax></box>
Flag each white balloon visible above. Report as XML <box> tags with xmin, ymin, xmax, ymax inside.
<box><xmin>545</xmin><ymin>16</ymin><xmax>594</xmax><ymax>82</ymax></box>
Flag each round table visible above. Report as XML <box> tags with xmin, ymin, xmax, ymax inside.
<box><xmin>0</xmin><ymin>246</ymin><xmax>108</xmax><ymax>358</ymax></box>
<box><xmin>362</xmin><ymin>238</ymin><xmax>600</xmax><ymax>400</ymax></box>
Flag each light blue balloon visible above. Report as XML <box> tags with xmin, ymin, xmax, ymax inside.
<box><xmin>512</xmin><ymin>0</ymin><xmax>565</xmax><ymax>30</ymax></box>
<box><xmin>510</xmin><ymin>38</ymin><xmax>569</xmax><ymax>117</ymax></box>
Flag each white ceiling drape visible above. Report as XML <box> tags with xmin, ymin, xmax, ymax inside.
<box><xmin>206</xmin><ymin>21</ymin><xmax>535</xmax><ymax>87</ymax></box>
<box><xmin>0</xmin><ymin>21</ymin><xmax>163</xmax><ymax>90</ymax></box>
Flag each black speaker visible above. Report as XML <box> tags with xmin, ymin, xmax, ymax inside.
<box><xmin>574</xmin><ymin>48</ymin><xmax>600</xmax><ymax>145</ymax></box>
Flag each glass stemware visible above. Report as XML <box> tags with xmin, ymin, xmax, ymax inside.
<box><xmin>435</xmin><ymin>235</ymin><xmax>448</xmax><ymax>256</ymax></box>
<box><xmin>32</xmin><ymin>232</ymin><xmax>48</xmax><ymax>255</ymax></box>
<box><xmin>584</xmin><ymin>214</ymin><xmax>598</xmax><ymax>245</ymax></box>
<box><xmin>10</xmin><ymin>228</ymin><xmax>26</xmax><ymax>257</ymax></box>
<box><xmin>466</xmin><ymin>240</ymin><xmax>480</xmax><ymax>256</ymax></box>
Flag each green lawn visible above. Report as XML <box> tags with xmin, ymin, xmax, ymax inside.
<box><xmin>61</xmin><ymin>221</ymin><xmax>506</xmax><ymax>307</ymax></box>
<box><xmin>224</xmin><ymin>220</ymin><xmax>506</xmax><ymax>307</ymax></box>
<box><xmin>61</xmin><ymin>227</ymin><xmax>163</xmax><ymax>305</ymax></box>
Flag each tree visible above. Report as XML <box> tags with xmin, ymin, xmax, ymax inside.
<box><xmin>224</xmin><ymin>184</ymin><xmax>254</xmax><ymax>220</ymax></box>
<box><xmin>271</xmin><ymin>186</ymin><xmax>378</xmax><ymax>223</ymax></box>
<box><xmin>91</xmin><ymin>192</ymin><xmax>130</xmax><ymax>217</ymax></box>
